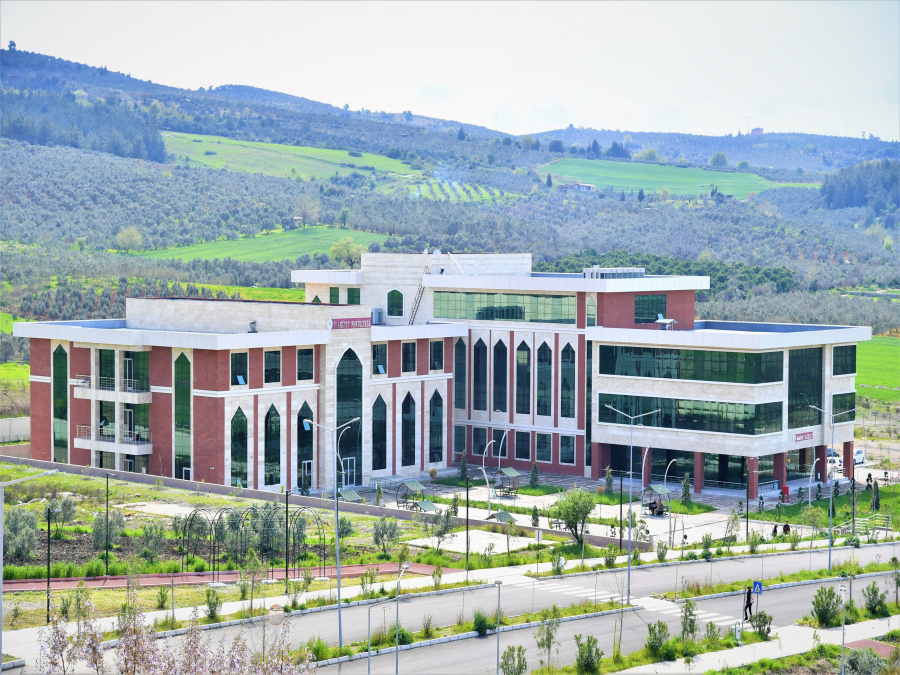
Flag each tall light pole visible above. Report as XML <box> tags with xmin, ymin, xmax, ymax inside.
<box><xmin>482</xmin><ymin>421</ymin><xmax>510</xmax><ymax>517</ymax></box>
<box><xmin>368</xmin><ymin>596</ymin><xmax>393</xmax><ymax>675</ymax></box>
<box><xmin>46</xmin><ymin>505</ymin><xmax>61</xmax><ymax>623</ymax></box>
<box><xmin>746</xmin><ymin>468</ymin><xmax>759</xmax><ymax>540</ymax></box>
<box><xmin>105</xmin><ymin>472</ymin><xmax>117</xmax><ymax>575</ymax></box>
<box><xmin>605</xmin><ymin>404</ymin><xmax>658</xmax><ymax>604</ymax></box>
<box><xmin>0</xmin><ymin>469</ymin><xmax>57</xmax><ymax>659</ymax></box>
<box><xmin>840</xmin><ymin>583</ymin><xmax>847</xmax><ymax>675</ymax></box>
<box><xmin>396</xmin><ymin>561</ymin><xmax>411</xmax><ymax>675</ymax></box>
<box><xmin>495</xmin><ymin>580</ymin><xmax>503</xmax><ymax>675</ymax></box>
<box><xmin>811</xmin><ymin>404</ymin><xmax>857</xmax><ymax>572</ymax></box>
<box><xmin>663</xmin><ymin>459</ymin><xmax>676</xmax><ymax>547</ymax></box>
<box><xmin>303</xmin><ymin>415</ymin><xmax>361</xmax><ymax>648</ymax></box>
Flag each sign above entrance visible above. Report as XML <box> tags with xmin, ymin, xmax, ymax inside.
<box><xmin>793</xmin><ymin>431</ymin><xmax>814</xmax><ymax>442</ymax></box>
<box><xmin>327</xmin><ymin>317</ymin><xmax>371</xmax><ymax>330</ymax></box>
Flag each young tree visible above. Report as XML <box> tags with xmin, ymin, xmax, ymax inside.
<box><xmin>681</xmin><ymin>473</ymin><xmax>692</xmax><ymax>506</ymax></box>
<box><xmin>47</xmin><ymin>496</ymin><xmax>76</xmax><ymax>537</ymax></box>
<box><xmin>556</xmin><ymin>488</ymin><xmax>595</xmax><ymax>544</ymax></box>
<box><xmin>531</xmin><ymin>505</ymin><xmax>540</xmax><ymax>528</ymax></box>
<box><xmin>459</xmin><ymin>455</ymin><xmax>468</xmax><ymax>481</ymax></box>
<box><xmin>872</xmin><ymin>479</ymin><xmax>881</xmax><ymax>511</ymax></box>
<box><xmin>605</xmin><ymin>465</ymin><xmax>614</xmax><ymax>495</ymax></box>
<box><xmin>499</xmin><ymin>645</ymin><xmax>527</xmax><ymax>675</ymax></box>
<box><xmin>529</xmin><ymin>462</ymin><xmax>539</xmax><ymax>489</ymax></box>
<box><xmin>373</xmin><ymin>516</ymin><xmax>401</xmax><ymax>555</ymax></box>
<box><xmin>92</xmin><ymin>510</ymin><xmax>126</xmax><ymax>551</ymax></box>
<box><xmin>37</xmin><ymin>608</ymin><xmax>82</xmax><ymax>674</ymax></box>
<box><xmin>4</xmin><ymin>507</ymin><xmax>37</xmax><ymax>558</ymax></box>
<box><xmin>533</xmin><ymin>605</ymin><xmax>562</xmax><ymax>671</ymax></box>
<box><xmin>709</xmin><ymin>152</ymin><xmax>729</xmax><ymax>167</ymax></box>
<box><xmin>637</xmin><ymin>188</ymin><xmax>645</xmax><ymax>202</ymax></box>
<box><xmin>725</xmin><ymin>508</ymin><xmax>741</xmax><ymax>552</ymax></box>
<box><xmin>545</xmin><ymin>174</ymin><xmax>553</xmax><ymax>188</ymax></box>
<box><xmin>115</xmin><ymin>226</ymin><xmax>142</xmax><ymax>252</ymax></box>
<box><xmin>330</xmin><ymin>236</ymin><xmax>363</xmax><ymax>268</ymax></box>
<box><xmin>140</xmin><ymin>523</ymin><xmax>167</xmax><ymax>562</ymax></box>
<box><xmin>428</xmin><ymin>508</ymin><xmax>454</xmax><ymax>553</ymax></box>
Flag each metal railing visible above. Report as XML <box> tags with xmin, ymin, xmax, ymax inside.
<box><xmin>75</xmin><ymin>375</ymin><xmax>150</xmax><ymax>393</ymax></box>
<box><xmin>98</xmin><ymin>425</ymin><xmax>116</xmax><ymax>442</ymax></box>
<box><xmin>123</xmin><ymin>430</ymin><xmax>152</xmax><ymax>445</ymax></box>
<box><xmin>97</xmin><ymin>376</ymin><xmax>116</xmax><ymax>391</ymax></box>
<box><xmin>75</xmin><ymin>425</ymin><xmax>92</xmax><ymax>439</ymax></box>
<box><xmin>75</xmin><ymin>375</ymin><xmax>92</xmax><ymax>389</ymax></box>
<box><xmin>122</xmin><ymin>378</ymin><xmax>151</xmax><ymax>393</ymax></box>
<box><xmin>833</xmin><ymin>514</ymin><xmax>893</xmax><ymax>536</ymax></box>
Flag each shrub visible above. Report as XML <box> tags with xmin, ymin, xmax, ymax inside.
<box><xmin>658</xmin><ymin>639</ymin><xmax>678</xmax><ymax>661</ymax></box>
<box><xmin>91</xmin><ymin>510</ymin><xmax>125</xmax><ymax>550</ymax></box>
<box><xmin>421</xmin><ymin>613</ymin><xmax>434</xmax><ymax>638</ymax></box>
<box><xmin>656</xmin><ymin>541</ymin><xmax>668</xmax><ymax>563</ymax></box>
<box><xmin>500</xmin><ymin>645</ymin><xmax>527</xmax><ymax>675</ymax></box>
<box><xmin>704</xmin><ymin>621</ymin><xmax>721</xmax><ymax>643</ymax></box>
<box><xmin>847</xmin><ymin>647</ymin><xmax>885</xmax><ymax>675</ymax></box>
<box><xmin>574</xmin><ymin>633</ymin><xmax>603</xmax><ymax>674</ymax></box>
<box><xmin>141</xmin><ymin>523</ymin><xmax>167</xmax><ymax>562</ymax></box>
<box><xmin>82</xmin><ymin>559</ymin><xmax>104</xmax><ymax>578</ymax></box>
<box><xmin>155</xmin><ymin>585</ymin><xmax>168</xmax><ymax>610</ymax></box>
<box><xmin>862</xmin><ymin>581</ymin><xmax>889</xmax><ymax>617</ymax></box>
<box><xmin>4</xmin><ymin>507</ymin><xmax>37</xmax><ymax>559</ymax></box>
<box><xmin>645</xmin><ymin>620</ymin><xmax>670</xmax><ymax>656</ymax></box>
<box><xmin>685</xmin><ymin>551</ymin><xmax>698</xmax><ymax>561</ymax></box>
<box><xmin>812</xmin><ymin>585</ymin><xmax>841</xmax><ymax>626</ymax></box>
<box><xmin>681</xmin><ymin>598</ymin><xmax>698</xmax><ymax>641</ymax></box>
<box><xmin>604</xmin><ymin>545</ymin><xmax>618</xmax><ymax>568</ymax></box>
<box><xmin>204</xmin><ymin>588</ymin><xmax>223</xmax><ymax>621</ymax></box>
<box><xmin>530</xmin><ymin>463</ymin><xmax>539</xmax><ymax>489</ymax></box>
<box><xmin>749</xmin><ymin>610</ymin><xmax>772</xmax><ymax>639</ymax></box>
<box><xmin>390</xmin><ymin>623</ymin><xmax>413</xmax><ymax>645</ymax></box>
<box><xmin>551</xmin><ymin>553</ymin><xmax>566</xmax><ymax>576</ymax></box>
<box><xmin>473</xmin><ymin>609</ymin><xmax>495</xmax><ymax>636</ymax></box>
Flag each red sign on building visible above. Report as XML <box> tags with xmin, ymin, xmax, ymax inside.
<box><xmin>327</xmin><ymin>317</ymin><xmax>371</xmax><ymax>330</ymax></box>
<box><xmin>792</xmin><ymin>431</ymin><xmax>814</xmax><ymax>442</ymax></box>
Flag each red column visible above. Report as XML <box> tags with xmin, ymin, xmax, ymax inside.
<box><xmin>773</xmin><ymin>452</ymin><xmax>787</xmax><ymax>491</ymax></box>
<box><xmin>642</xmin><ymin>448</ymin><xmax>652</xmax><ymax>487</ymax></box>
<box><xmin>815</xmin><ymin>445</ymin><xmax>828</xmax><ymax>483</ymax></box>
<box><xmin>747</xmin><ymin>457</ymin><xmax>759</xmax><ymax>500</ymax></box>
<box><xmin>843</xmin><ymin>441</ymin><xmax>854</xmax><ymax>479</ymax></box>
<box><xmin>693</xmin><ymin>452</ymin><xmax>705</xmax><ymax>494</ymax></box>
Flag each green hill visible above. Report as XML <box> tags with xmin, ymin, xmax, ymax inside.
<box><xmin>542</xmin><ymin>158</ymin><xmax>815</xmax><ymax>199</ymax></box>
<box><xmin>137</xmin><ymin>226</ymin><xmax>385</xmax><ymax>263</ymax></box>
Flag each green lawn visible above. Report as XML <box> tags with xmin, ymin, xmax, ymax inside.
<box><xmin>857</xmin><ymin>337</ymin><xmax>900</xmax><ymax>402</ymax></box>
<box><xmin>541</xmin><ymin>158</ymin><xmax>815</xmax><ymax>199</ymax></box>
<box><xmin>163</xmin><ymin>132</ymin><xmax>416</xmax><ymax>180</ymax></box>
<box><xmin>137</xmin><ymin>226</ymin><xmax>385</xmax><ymax>263</ymax></box>
<box><xmin>0</xmin><ymin>363</ymin><xmax>29</xmax><ymax>381</ymax></box>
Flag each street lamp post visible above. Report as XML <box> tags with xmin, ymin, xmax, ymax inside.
<box><xmin>663</xmin><ymin>459</ymin><xmax>676</xmax><ymax>547</ymax></box>
<box><xmin>495</xmin><ymin>581</ymin><xmax>503</xmax><ymax>675</ymax></box>
<box><xmin>396</xmin><ymin>561</ymin><xmax>411</xmax><ymax>675</ymax></box>
<box><xmin>368</xmin><ymin>596</ymin><xmax>393</xmax><ymax>675</ymax></box>
<box><xmin>465</xmin><ymin>475</ymin><xmax>471</xmax><ymax>583</ymax></box>
<box><xmin>482</xmin><ymin>423</ymin><xmax>510</xmax><ymax>517</ymax></box>
<box><xmin>604</xmin><ymin>404</ymin><xmax>658</xmax><ymax>605</ymax></box>
<box><xmin>46</xmin><ymin>505</ymin><xmax>62</xmax><ymax>622</ymax></box>
<box><xmin>302</xmin><ymin>416</ymin><xmax>361</xmax><ymax>648</ymax></box>
<box><xmin>105</xmin><ymin>472</ymin><xmax>117</xmax><ymax>575</ymax></box>
<box><xmin>840</xmin><ymin>583</ymin><xmax>847</xmax><ymax>675</ymax></box>
<box><xmin>745</xmin><ymin>469</ymin><xmax>759</xmax><ymax>540</ymax></box>
<box><xmin>0</xmin><ymin>469</ymin><xmax>57</xmax><ymax>658</ymax></box>
<box><xmin>811</xmin><ymin>404</ymin><xmax>857</xmax><ymax>573</ymax></box>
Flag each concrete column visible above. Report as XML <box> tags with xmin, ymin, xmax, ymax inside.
<box><xmin>693</xmin><ymin>452</ymin><xmax>705</xmax><ymax>494</ymax></box>
<box><xmin>642</xmin><ymin>448</ymin><xmax>652</xmax><ymax>488</ymax></box>
<box><xmin>815</xmin><ymin>445</ymin><xmax>828</xmax><ymax>483</ymax></box>
<box><xmin>773</xmin><ymin>452</ymin><xmax>787</xmax><ymax>490</ymax></box>
<box><xmin>748</xmin><ymin>456</ymin><xmax>759</xmax><ymax>500</ymax></box>
<box><xmin>843</xmin><ymin>441</ymin><xmax>854</xmax><ymax>479</ymax></box>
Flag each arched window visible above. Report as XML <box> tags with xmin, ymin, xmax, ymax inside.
<box><xmin>493</xmin><ymin>340</ymin><xmax>507</xmax><ymax>413</ymax></box>
<box><xmin>174</xmin><ymin>353</ymin><xmax>191</xmax><ymax>480</ymax></box>
<box><xmin>402</xmin><ymin>393</ymin><xmax>416</xmax><ymax>466</ymax></box>
<box><xmin>560</xmin><ymin>344</ymin><xmax>576</xmax><ymax>418</ymax></box>
<box><xmin>387</xmin><ymin>290</ymin><xmax>404</xmax><ymax>317</ymax></box>
<box><xmin>473</xmin><ymin>339</ymin><xmax>487</xmax><ymax>411</ymax></box>
<box><xmin>537</xmin><ymin>342</ymin><xmax>552</xmax><ymax>417</ymax></box>
<box><xmin>515</xmin><ymin>341</ymin><xmax>531</xmax><ymax>415</ymax></box>
<box><xmin>297</xmin><ymin>402</ymin><xmax>313</xmax><ymax>489</ymax></box>
<box><xmin>52</xmin><ymin>345</ymin><xmax>68</xmax><ymax>464</ymax></box>
<box><xmin>587</xmin><ymin>297</ymin><xmax>596</xmax><ymax>327</ymax></box>
<box><xmin>429</xmin><ymin>391</ymin><xmax>443</xmax><ymax>463</ymax></box>
<box><xmin>454</xmin><ymin>338</ymin><xmax>466</xmax><ymax>409</ymax></box>
<box><xmin>372</xmin><ymin>395</ymin><xmax>387</xmax><ymax>471</ymax></box>
<box><xmin>337</xmin><ymin>350</ymin><xmax>363</xmax><ymax>485</ymax></box>
<box><xmin>264</xmin><ymin>404</ymin><xmax>280</xmax><ymax>486</ymax></box>
<box><xmin>230</xmin><ymin>408</ymin><xmax>247</xmax><ymax>488</ymax></box>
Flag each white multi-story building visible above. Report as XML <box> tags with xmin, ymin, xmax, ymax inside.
<box><xmin>17</xmin><ymin>252</ymin><xmax>868</xmax><ymax>498</ymax></box>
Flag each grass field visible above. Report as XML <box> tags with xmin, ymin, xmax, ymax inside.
<box><xmin>137</xmin><ymin>225</ymin><xmax>385</xmax><ymax>263</ymax></box>
<box><xmin>194</xmin><ymin>284</ymin><xmax>306</xmax><ymax>302</ymax></box>
<box><xmin>541</xmin><ymin>158</ymin><xmax>816</xmax><ymax>199</ymax></box>
<box><xmin>163</xmin><ymin>132</ymin><xmax>415</xmax><ymax>180</ymax></box>
<box><xmin>0</xmin><ymin>363</ymin><xmax>29</xmax><ymax>381</ymax></box>
<box><xmin>857</xmin><ymin>336</ymin><xmax>900</xmax><ymax>403</ymax></box>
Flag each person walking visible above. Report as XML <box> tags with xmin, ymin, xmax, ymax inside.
<box><xmin>744</xmin><ymin>585</ymin><xmax>754</xmax><ymax>620</ymax></box>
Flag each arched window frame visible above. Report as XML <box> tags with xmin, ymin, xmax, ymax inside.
<box><xmin>387</xmin><ymin>290</ymin><xmax>404</xmax><ymax>317</ymax></box>
<box><xmin>429</xmin><ymin>391</ymin><xmax>443</xmax><ymax>464</ymax></box>
<box><xmin>473</xmin><ymin>339</ymin><xmax>487</xmax><ymax>411</ymax></box>
<box><xmin>230</xmin><ymin>408</ymin><xmax>247</xmax><ymax>488</ymax></box>
<box><xmin>372</xmin><ymin>395</ymin><xmax>387</xmax><ymax>471</ymax></box>
<box><xmin>401</xmin><ymin>392</ymin><xmax>416</xmax><ymax>467</ymax></box>
<box><xmin>515</xmin><ymin>341</ymin><xmax>531</xmax><ymax>415</ymax></box>
<box><xmin>560</xmin><ymin>343</ymin><xmax>576</xmax><ymax>419</ymax></box>
<box><xmin>536</xmin><ymin>342</ymin><xmax>553</xmax><ymax>417</ymax></box>
<box><xmin>264</xmin><ymin>404</ymin><xmax>281</xmax><ymax>486</ymax></box>
<box><xmin>493</xmin><ymin>340</ymin><xmax>507</xmax><ymax>413</ymax></box>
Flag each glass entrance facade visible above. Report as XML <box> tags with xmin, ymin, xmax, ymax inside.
<box><xmin>788</xmin><ymin>348</ymin><xmax>822</xmax><ymax>429</ymax></box>
<box><xmin>174</xmin><ymin>353</ymin><xmax>191</xmax><ymax>481</ymax></box>
<box><xmin>336</xmin><ymin>350</ymin><xmax>363</xmax><ymax>485</ymax></box>
<box><xmin>52</xmin><ymin>345</ymin><xmax>68</xmax><ymax>463</ymax></box>
<box><xmin>230</xmin><ymin>408</ymin><xmax>247</xmax><ymax>488</ymax></box>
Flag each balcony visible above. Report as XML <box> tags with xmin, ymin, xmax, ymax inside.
<box><xmin>74</xmin><ymin>425</ymin><xmax>152</xmax><ymax>455</ymax></box>
<box><xmin>73</xmin><ymin>376</ymin><xmax>152</xmax><ymax>403</ymax></box>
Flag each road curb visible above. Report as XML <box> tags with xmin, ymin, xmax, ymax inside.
<box><xmin>314</xmin><ymin>605</ymin><xmax>643</xmax><ymax>667</ymax></box>
<box><xmin>98</xmin><ymin>582</ymin><xmax>496</xmax><ymax>649</ymax></box>
<box><xmin>1</xmin><ymin>660</ymin><xmax>25</xmax><ymax>672</ymax></box>
<box><xmin>670</xmin><ymin>570</ymin><xmax>896</xmax><ymax>604</ymax></box>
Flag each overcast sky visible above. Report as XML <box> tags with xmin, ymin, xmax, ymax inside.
<box><xmin>2</xmin><ymin>1</ymin><xmax>898</xmax><ymax>140</ymax></box>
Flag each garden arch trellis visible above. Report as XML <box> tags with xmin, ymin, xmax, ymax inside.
<box><xmin>180</xmin><ymin>504</ymin><xmax>326</xmax><ymax>581</ymax></box>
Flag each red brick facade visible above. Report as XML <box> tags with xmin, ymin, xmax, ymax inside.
<box><xmin>31</xmin><ymin>381</ymin><xmax>52</xmax><ymax>461</ymax></box>
<box><xmin>597</xmin><ymin>290</ymin><xmax>695</xmax><ymax>330</ymax></box>
<box><xmin>193</xmin><ymin>396</ymin><xmax>224</xmax><ymax>485</ymax></box>
<box><xmin>194</xmin><ymin>350</ymin><xmax>230</xmax><ymax>391</ymax></box>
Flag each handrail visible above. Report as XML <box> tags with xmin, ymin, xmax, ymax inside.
<box><xmin>75</xmin><ymin>425</ymin><xmax>92</xmax><ymax>439</ymax></box>
<box><xmin>75</xmin><ymin>375</ymin><xmax>92</xmax><ymax>389</ymax></box>
<box><xmin>122</xmin><ymin>430</ymin><xmax>152</xmax><ymax>445</ymax></box>
<box><xmin>121</xmin><ymin>378</ymin><xmax>151</xmax><ymax>393</ymax></box>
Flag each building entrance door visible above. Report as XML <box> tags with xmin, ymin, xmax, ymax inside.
<box><xmin>182</xmin><ymin>467</ymin><xmax>191</xmax><ymax>481</ymax></box>
<box><xmin>342</xmin><ymin>457</ymin><xmax>357</xmax><ymax>488</ymax></box>
<box><xmin>300</xmin><ymin>460</ymin><xmax>312</xmax><ymax>491</ymax></box>
<box><xmin>123</xmin><ymin>357</ymin><xmax>134</xmax><ymax>391</ymax></box>
<box><xmin>124</xmin><ymin>458</ymin><xmax>134</xmax><ymax>472</ymax></box>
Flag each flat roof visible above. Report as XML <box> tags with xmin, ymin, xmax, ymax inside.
<box><xmin>424</xmin><ymin>274</ymin><xmax>708</xmax><ymax>293</ymax></box>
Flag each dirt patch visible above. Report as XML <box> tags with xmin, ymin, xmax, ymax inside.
<box><xmin>6</xmin><ymin>531</ymin><xmax>182</xmax><ymax>569</ymax></box>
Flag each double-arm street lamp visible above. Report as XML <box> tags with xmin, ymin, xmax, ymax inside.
<box><xmin>0</xmin><ymin>469</ymin><xmax>57</xmax><ymax>658</ymax></box>
<box><xmin>604</xmin><ymin>404</ymin><xmax>659</xmax><ymax>604</ymax></box>
<box><xmin>106</xmin><ymin>472</ymin><xmax>117</xmax><ymax>575</ymax></box>
<box><xmin>482</xmin><ymin>421</ymin><xmax>510</xmax><ymax>516</ymax></box>
<box><xmin>302</xmin><ymin>415</ymin><xmax>361</xmax><ymax>648</ymax></box>
<box><xmin>811</xmin><ymin>404</ymin><xmax>857</xmax><ymax>572</ymax></box>
<box><xmin>46</xmin><ymin>504</ymin><xmax>62</xmax><ymax>623</ymax></box>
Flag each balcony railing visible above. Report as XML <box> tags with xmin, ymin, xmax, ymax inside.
<box><xmin>75</xmin><ymin>375</ymin><xmax>92</xmax><ymax>389</ymax></box>
<box><xmin>122</xmin><ymin>378</ymin><xmax>151</xmax><ymax>393</ymax></box>
<box><xmin>73</xmin><ymin>376</ymin><xmax>151</xmax><ymax>393</ymax></box>
<box><xmin>97</xmin><ymin>376</ymin><xmax>116</xmax><ymax>392</ymax></box>
<box><xmin>123</xmin><ymin>430</ymin><xmax>152</xmax><ymax>445</ymax></box>
<box><xmin>98</xmin><ymin>425</ymin><xmax>116</xmax><ymax>442</ymax></box>
<box><xmin>75</xmin><ymin>425</ymin><xmax>92</xmax><ymax>439</ymax></box>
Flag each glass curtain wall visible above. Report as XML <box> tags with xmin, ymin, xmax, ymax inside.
<box><xmin>473</xmin><ymin>340</ymin><xmax>487</xmax><ymax>411</ymax></box>
<box><xmin>98</xmin><ymin>349</ymin><xmax>115</xmax><ymax>390</ymax></box>
<box><xmin>585</xmin><ymin>341</ymin><xmax>592</xmax><ymax>463</ymax></box>
<box><xmin>230</xmin><ymin>408</ymin><xmax>247</xmax><ymax>488</ymax></box>
<box><xmin>264</xmin><ymin>405</ymin><xmax>280</xmax><ymax>486</ymax></box>
<box><xmin>788</xmin><ymin>348</ymin><xmax>823</xmax><ymax>428</ymax></box>
<box><xmin>493</xmin><ymin>341</ymin><xmax>507</xmax><ymax>413</ymax></box>
<box><xmin>52</xmin><ymin>345</ymin><xmax>68</xmax><ymax>463</ymax></box>
<box><xmin>434</xmin><ymin>292</ymin><xmax>576</xmax><ymax>324</ymax></box>
<box><xmin>598</xmin><ymin>346</ymin><xmax>783</xmax><ymax>384</ymax></box>
<box><xmin>402</xmin><ymin>393</ymin><xmax>416</xmax><ymax>466</ymax></box>
<box><xmin>297</xmin><ymin>402</ymin><xmax>314</xmax><ymax>485</ymax></box>
<box><xmin>560</xmin><ymin>344</ymin><xmax>575</xmax><ymax>418</ymax></box>
<box><xmin>454</xmin><ymin>339</ymin><xmax>466</xmax><ymax>409</ymax></box>
<box><xmin>429</xmin><ymin>392</ymin><xmax>443</xmax><ymax>463</ymax></box>
<box><xmin>372</xmin><ymin>396</ymin><xmax>387</xmax><ymax>471</ymax></box>
<box><xmin>536</xmin><ymin>343</ymin><xmax>552</xmax><ymax>417</ymax></box>
<box><xmin>336</xmin><ymin>350</ymin><xmax>363</xmax><ymax>485</ymax></box>
<box><xmin>174</xmin><ymin>353</ymin><xmax>191</xmax><ymax>481</ymax></box>
<box><xmin>515</xmin><ymin>342</ymin><xmax>531</xmax><ymax>414</ymax></box>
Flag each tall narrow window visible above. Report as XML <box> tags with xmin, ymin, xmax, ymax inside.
<box><xmin>372</xmin><ymin>344</ymin><xmax>387</xmax><ymax>375</ymax></box>
<box><xmin>454</xmin><ymin>339</ymin><xmax>467</xmax><ymax>409</ymax></box>
<box><xmin>336</xmin><ymin>350</ymin><xmax>363</xmax><ymax>485</ymax></box>
<box><xmin>788</xmin><ymin>347</ymin><xmax>823</xmax><ymax>429</ymax></box>
<box><xmin>297</xmin><ymin>402</ymin><xmax>314</xmax><ymax>489</ymax></box>
<box><xmin>473</xmin><ymin>339</ymin><xmax>487</xmax><ymax>411</ymax></box>
<box><xmin>174</xmin><ymin>353</ymin><xmax>191</xmax><ymax>480</ymax></box>
<box><xmin>515</xmin><ymin>431</ymin><xmax>531</xmax><ymax>460</ymax></box>
<box><xmin>587</xmin><ymin>297</ymin><xmax>596</xmax><ymax>327</ymax></box>
<box><xmin>264</xmin><ymin>350</ymin><xmax>281</xmax><ymax>383</ymax></box>
<box><xmin>402</xmin><ymin>393</ymin><xmax>416</xmax><ymax>466</ymax></box>
<box><xmin>560</xmin><ymin>344</ymin><xmax>576</xmax><ymax>418</ymax></box>
<box><xmin>560</xmin><ymin>436</ymin><xmax>575</xmax><ymax>465</ymax></box>
<box><xmin>493</xmin><ymin>340</ymin><xmax>507</xmax><ymax>413</ymax></box>
<box><xmin>297</xmin><ymin>349</ymin><xmax>314</xmax><ymax>381</ymax></box>
<box><xmin>98</xmin><ymin>349</ymin><xmax>115</xmax><ymax>391</ymax></box>
<box><xmin>515</xmin><ymin>341</ymin><xmax>531</xmax><ymax>415</ymax></box>
<box><xmin>430</xmin><ymin>341</ymin><xmax>444</xmax><ymax>370</ymax></box>
<box><xmin>372</xmin><ymin>396</ymin><xmax>387</xmax><ymax>471</ymax></box>
<box><xmin>536</xmin><ymin>434</ymin><xmax>551</xmax><ymax>463</ymax></box>
<box><xmin>387</xmin><ymin>290</ymin><xmax>403</xmax><ymax>317</ymax></box>
<box><xmin>402</xmin><ymin>342</ymin><xmax>416</xmax><ymax>373</ymax></box>
<box><xmin>492</xmin><ymin>429</ymin><xmax>507</xmax><ymax>458</ymax></box>
<box><xmin>454</xmin><ymin>426</ymin><xmax>467</xmax><ymax>457</ymax></box>
<box><xmin>537</xmin><ymin>342</ymin><xmax>552</xmax><ymax>417</ymax></box>
<box><xmin>231</xmin><ymin>352</ymin><xmax>248</xmax><ymax>386</ymax></box>
<box><xmin>329</xmin><ymin>287</ymin><xmax>340</xmax><ymax>304</ymax></box>
<box><xmin>347</xmin><ymin>288</ymin><xmax>360</xmax><ymax>305</ymax></box>
<box><xmin>585</xmin><ymin>340</ymin><xmax>592</xmax><ymax>463</ymax></box>
<box><xmin>429</xmin><ymin>391</ymin><xmax>443</xmax><ymax>463</ymax></box>
<box><xmin>230</xmin><ymin>408</ymin><xmax>247</xmax><ymax>488</ymax></box>
<box><xmin>52</xmin><ymin>345</ymin><xmax>68</xmax><ymax>463</ymax></box>
<box><xmin>473</xmin><ymin>427</ymin><xmax>487</xmax><ymax>456</ymax></box>
<box><xmin>264</xmin><ymin>405</ymin><xmax>280</xmax><ymax>486</ymax></box>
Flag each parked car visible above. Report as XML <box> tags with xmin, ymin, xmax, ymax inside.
<box><xmin>854</xmin><ymin>448</ymin><xmax>866</xmax><ymax>464</ymax></box>
<box><xmin>827</xmin><ymin>448</ymin><xmax>840</xmax><ymax>458</ymax></box>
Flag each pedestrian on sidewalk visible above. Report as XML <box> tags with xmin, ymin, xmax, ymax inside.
<box><xmin>744</xmin><ymin>585</ymin><xmax>753</xmax><ymax>620</ymax></box>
